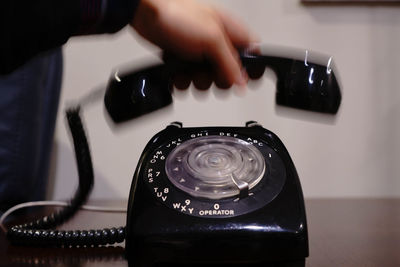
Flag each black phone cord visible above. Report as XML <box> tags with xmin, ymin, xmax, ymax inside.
<box><xmin>7</xmin><ymin>107</ymin><xmax>126</xmax><ymax>247</ymax></box>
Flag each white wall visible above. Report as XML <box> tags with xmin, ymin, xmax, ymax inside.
<box><xmin>50</xmin><ymin>0</ymin><xmax>400</xmax><ymax>200</ymax></box>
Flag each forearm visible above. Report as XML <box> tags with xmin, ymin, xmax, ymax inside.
<box><xmin>0</xmin><ymin>0</ymin><xmax>139</xmax><ymax>74</ymax></box>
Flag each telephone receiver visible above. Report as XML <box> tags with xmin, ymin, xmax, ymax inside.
<box><xmin>104</xmin><ymin>49</ymin><xmax>341</xmax><ymax>123</ymax></box>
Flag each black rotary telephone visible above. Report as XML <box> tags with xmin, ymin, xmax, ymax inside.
<box><xmin>6</xmin><ymin>49</ymin><xmax>341</xmax><ymax>267</ymax></box>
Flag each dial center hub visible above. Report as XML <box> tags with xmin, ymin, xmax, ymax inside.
<box><xmin>165</xmin><ymin>136</ymin><xmax>266</xmax><ymax>199</ymax></box>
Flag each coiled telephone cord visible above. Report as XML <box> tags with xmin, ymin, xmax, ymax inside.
<box><xmin>6</xmin><ymin>107</ymin><xmax>126</xmax><ymax>247</ymax></box>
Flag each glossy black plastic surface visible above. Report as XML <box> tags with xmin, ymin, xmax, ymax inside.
<box><xmin>126</xmin><ymin>123</ymin><xmax>308</xmax><ymax>266</ymax></box>
<box><xmin>104</xmin><ymin>49</ymin><xmax>341</xmax><ymax>123</ymax></box>
<box><xmin>104</xmin><ymin>65</ymin><xmax>173</xmax><ymax>122</ymax></box>
<box><xmin>240</xmin><ymin>52</ymin><xmax>341</xmax><ymax>114</ymax></box>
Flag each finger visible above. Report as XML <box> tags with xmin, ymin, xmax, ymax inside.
<box><xmin>192</xmin><ymin>71</ymin><xmax>213</xmax><ymax>90</ymax></box>
<box><xmin>173</xmin><ymin>73</ymin><xmax>192</xmax><ymax>90</ymax></box>
<box><xmin>213</xmin><ymin>49</ymin><xmax>247</xmax><ymax>89</ymax></box>
<box><xmin>246</xmin><ymin>64</ymin><xmax>265</xmax><ymax>80</ymax></box>
<box><xmin>214</xmin><ymin>72</ymin><xmax>233</xmax><ymax>89</ymax></box>
<box><xmin>205</xmin><ymin>29</ymin><xmax>246</xmax><ymax>87</ymax></box>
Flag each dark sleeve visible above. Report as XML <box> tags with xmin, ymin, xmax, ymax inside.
<box><xmin>0</xmin><ymin>0</ymin><xmax>140</xmax><ymax>74</ymax></box>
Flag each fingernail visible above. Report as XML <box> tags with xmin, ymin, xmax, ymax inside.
<box><xmin>247</xmin><ymin>42</ymin><xmax>261</xmax><ymax>54</ymax></box>
<box><xmin>236</xmin><ymin>69</ymin><xmax>248</xmax><ymax>86</ymax></box>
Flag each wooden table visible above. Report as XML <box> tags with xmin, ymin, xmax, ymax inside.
<box><xmin>1</xmin><ymin>199</ymin><xmax>399</xmax><ymax>267</ymax></box>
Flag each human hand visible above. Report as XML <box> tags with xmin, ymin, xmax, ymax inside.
<box><xmin>131</xmin><ymin>0</ymin><xmax>258</xmax><ymax>88</ymax></box>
